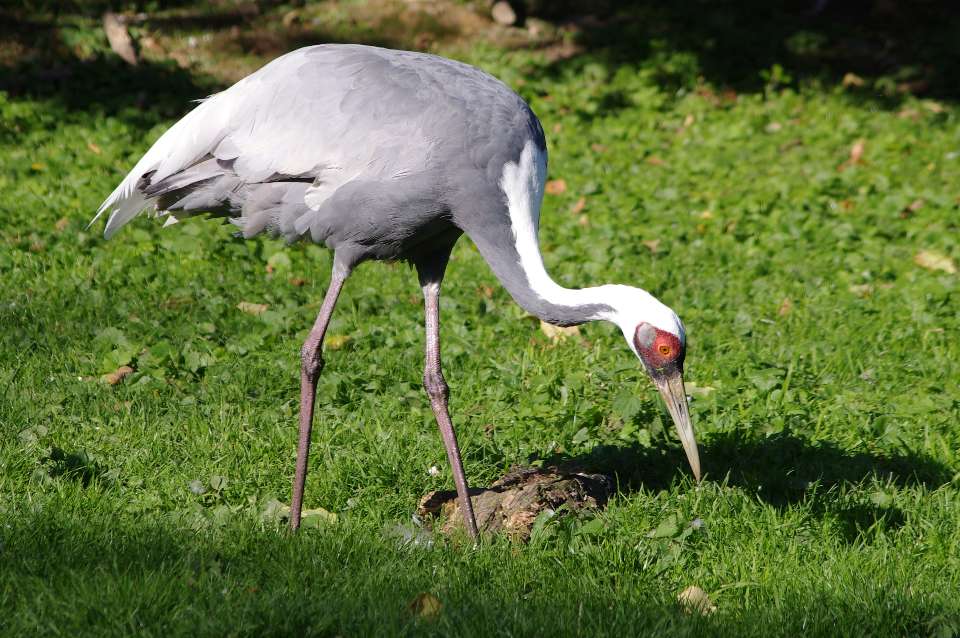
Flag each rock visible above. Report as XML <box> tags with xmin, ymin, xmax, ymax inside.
<box><xmin>539</xmin><ymin>320</ymin><xmax>580</xmax><ymax>343</ymax></box>
<box><xmin>491</xmin><ymin>1</ymin><xmax>518</xmax><ymax>25</ymax></box>
<box><xmin>678</xmin><ymin>585</ymin><xmax>717</xmax><ymax>615</ymax></box>
<box><xmin>418</xmin><ymin>465</ymin><xmax>611</xmax><ymax>540</ymax></box>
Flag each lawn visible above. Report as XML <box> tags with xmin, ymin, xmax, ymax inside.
<box><xmin>1</xmin><ymin>1</ymin><xmax>959</xmax><ymax>636</ymax></box>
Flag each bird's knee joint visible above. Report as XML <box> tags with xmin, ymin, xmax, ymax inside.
<box><xmin>423</xmin><ymin>370</ymin><xmax>448</xmax><ymax>401</ymax></box>
<box><xmin>300</xmin><ymin>342</ymin><xmax>325</xmax><ymax>379</ymax></box>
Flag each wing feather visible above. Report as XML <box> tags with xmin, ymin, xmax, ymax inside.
<box><xmin>92</xmin><ymin>44</ymin><xmax>515</xmax><ymax>240</ymax></box>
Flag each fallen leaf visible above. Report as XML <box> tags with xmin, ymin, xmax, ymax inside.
<box><xmin>545</xmin><ymin>179</ymin><xmax>567</xmax><ymax>195</ymax></box>
<box><xmin>408</xmin><ymin>592</ymin><xmax>443</xmax><ymax>620</ymax></box>
<box><xmin>648</xmin><ymin>516</ymin><xmax>679</xmax><ymax>538</ymax></box>
<box><xmin>645</xmin><ymin>155</ymin><xmax>665</xmax><ymax>166</ymax></box>
<box><xmin>261</xmin><ymin>498</ymin><xmax>290</xmax><ymax>522</ymax></box>
<box><xmin>300</xmin><ymin>506</ymin><xmax>338</xmax><ymax>528</ymax></box>
<box><xmin>901</xmin><ymin>79</ymin><xmax>931</xmax><ymax>94</ymax></box>
<box><xmin>897</xmin><ymin>108</ymin><xmax>920</xmax><ymax>120</ymax></box>
<box><xmin>102</xmin><ymin>365</ymin><xmax>134</xmax><ymax>385</ymax></box>
<box><xmin>900</xmin><ymin>198</ymin><xmax>925</xmax><ymax>218</ymax></box>
<box><xmin>914</xmin><ymin>250</ymin><xmax>957</xmax><ymax>274</ymax></box>
<box><xmin>385</xmin><ymin>522</ymin><xmax>435</xmax><ymax>549</ymax></box>
<box><xmin>923</xmin><ymin>100</ymin><xmax>946</xmax><ymax>114</ymax></box>
<box><xmin>281</xmin><ymin>8</ymin><xmax>300</xmax><ymax>27</ymax></box>
<box><xmin>683</xmin><ymin>382</ymin><xmax>716</xmax><ymax>398</ymax></box>
<box><xmin>849</xmin><ymin>283</ymin><xmax>873</xmax><ymax>297</ymax></box>
<box><xmin>288</xmin><ymin>277</ymin><xmax>306</xmax><ymax>286</ymax></box>
<box><xmin>698</xmin><ymin>210</ymin><xmax>714</xmax><ymax>219</ymax></box>
<box><xmin>87</xmin><ymin>142</ymin><xmax>102</xmax><ymax>155</ymax></box>
<box><xmin>54</xmin><ymin>217</ymin><xmax>69</xmax><ymax>232</ymax></box>
<box><xmin>30</xmin><ymin>162</ymin><xmax>46</xmax><ymax>171</ymax></box>
<box><xmin>139</xmin><ymin>35</ymin><xmax>164</xmax><ymax>54</ymax></box>
<box><xmin>577</xmin><ymin>214</ymin><xmax>589</xmax><ymax>227</ymax></box>
<box><xmin>590</xmin><ymin>143</ymin><xmax>607</xmax><ymax>153</ymax></box>
<box><xmin>491</xmin><ymin>0</ymin><xmax>518</xmax><ymax>25</ymax></box>
<box><xmin>842</xmin><ymin>72</ymin><xmax>865</xmax><ymax>88</ymax></box>
<box><xmin>642</xmin><ymin>239</ymin><xmax>661</xmax><ymax>253</ymax></box>
<box><xmin>678</xmin><ymin>585</ymin><xmax>717</xmax><ymax>615</ymax></box>
<box><xmin>237</xmin><ymin>301</ymin><xmax>268</xmax><ymax>315</ymax></box>
<box><xmin>323</xmin><ymin>334</ymin><xmax>351</xmax><ymax>350</ymax></box>
<box><xmin>777</xmin><ymin>297</ymin><xmax>792</xmax><ymax>316</ymax></box>
<box><xmin>683</xmin><ymin>113</ymin><xmax>695</xmax><ymax>128</ymax></box>
<box><xmin>570</xmin><ymin>197</ymin><xmax>586</xmax><ymax>214</ymax></box>
<box><xmin>265</xmin><ymin>252</ymin><xmax>291</xmax><ymax>274</ymax></box>
<box><xmin>103</xmin><ymin>12</ymin><xmax>137</xmax><ymax>66</ymax></box>
<box><xmin>849</xmin><ymin>139</ymin><xmax>866</xmax><ymax>164</ymax></box>
<box><xmin>837</xmin><ymin>138</ymin><xmax>866</xmax><ymax>172</ymax></box>
<box><xmin>161</xmin><ymin>295</ymin><xmax>191</xmax><ymax>309</ymax></box>
<box><xmin>765</xmin><ymin>121</ymin><xmax>782</xmax><ymax>133</ymax></box>
<box><xmin>540</xmin><ymin>321</ymin><xmax>580</xmax><ymax>343</ymax></box>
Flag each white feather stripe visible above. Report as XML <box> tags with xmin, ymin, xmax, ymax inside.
<box><xmin>499</xmin><ymin>140</ymin><xmax>684</xmax><ymax>342</ymax></box>
<box><xmin>499</xmin><ymin>140</ymin><xmax>607</xmax><ymax>320</ymax></box>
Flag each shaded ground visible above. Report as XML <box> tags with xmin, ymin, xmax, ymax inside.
<box><xmin>1</xmin><ymin>1</ymin><xmax>959</xmax><ymax>636</ymax></box>
<box><xmin>2</xmin><ymin>0</ymin><xmax>958</xmax><ymax>111</ymax></box>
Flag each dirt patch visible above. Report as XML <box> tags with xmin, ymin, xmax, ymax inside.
<box><xmin>418</xmin><ymin>465</ymin><xmax>611</xmax><ymax>540</ymax></box>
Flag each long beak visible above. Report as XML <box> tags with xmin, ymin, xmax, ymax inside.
<box><xmin>654</xmin><ymin>371</ymin><xmax>702</xmax><ymax>482</ymax></box>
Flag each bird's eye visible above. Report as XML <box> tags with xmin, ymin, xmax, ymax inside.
<box><xmin>658</xmin><ymin>344</ymin><xmax>672</xmax><ymax>356</ymax></box>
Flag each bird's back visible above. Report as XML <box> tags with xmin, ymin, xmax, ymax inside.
<box><xmin>95</xmin><ymin>44</ymin><xmax>545</xmax><ymax>263</ymax></box>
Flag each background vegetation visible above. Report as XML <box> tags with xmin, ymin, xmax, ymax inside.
<box><xmin>1</xmin><ymin>1</ymin><xmax>958</xmax><ymax>635</ymax></box>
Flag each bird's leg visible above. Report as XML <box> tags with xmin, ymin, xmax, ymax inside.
<box><xmin>421</xmin><ymin>280</ymin><xmax>480</xmax><ymax>539</ymax></box>
<box><xmin>290</xmin><ymin>264</ymin><xmax>349</xmax><ymax>531</ymax></box>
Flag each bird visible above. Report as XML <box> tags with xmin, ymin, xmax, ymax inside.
<box><xmin>92</xmin><ymin>44</ymin><xmax>700</xmax><ymax>538</ymax></box>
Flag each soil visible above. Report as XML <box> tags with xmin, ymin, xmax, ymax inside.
<box><xmin>418</xmin><ymin>465</ymin><xmax>612</xmax><ymax>540</ymax></box>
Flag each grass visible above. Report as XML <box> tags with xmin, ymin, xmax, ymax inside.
<box><xmin>2</xmin><ymin>1</ymin><xmax>959</xmax><ymax>636</ymax></box>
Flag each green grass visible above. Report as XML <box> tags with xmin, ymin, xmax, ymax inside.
<box><xmin>2</xmin><ymin>2</ymin><xmax>960</xmax><ymax>636</ymax></box>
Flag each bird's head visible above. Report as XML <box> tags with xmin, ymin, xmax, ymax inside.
<box><xmin>607</xmin><ymin>286</ymin><xmax>701</xmax><ymax>481</ymax></box>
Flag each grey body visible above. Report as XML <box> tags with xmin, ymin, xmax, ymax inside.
<box><xmin>96</xmin><ymin>44</ymin><xmax>566</xmax><ymax>537</ymax></box>
<box><xmin>102</xmin><ymin>45</ymin><xmax>571</xmax><ymax>318</ymax></box>
<box><xmin>96</xmin><ymin>45</ymin><xmax>699</xmax><ymax>537</ymax></box>
<box><xmin>108</xmin><ymin>45</ymin><xmax>528</xmax><ymax>292</ymax></box>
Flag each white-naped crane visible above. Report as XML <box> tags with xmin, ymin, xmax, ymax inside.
<box><xmin>93</xmin><ymin>44</ymin><xmax>700</xmax><ymax>538</ymax></box>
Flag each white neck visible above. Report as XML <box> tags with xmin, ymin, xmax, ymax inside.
<box><xmin>498</xmin><ymin>139</ymin><xmax>681</xmax><ymax>337</ymax></box>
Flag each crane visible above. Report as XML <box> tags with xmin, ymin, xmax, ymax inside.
<box><xmin>93</xmin><ymin>44</ymin><xmax>701</xmax><ymax>538</ymax></box>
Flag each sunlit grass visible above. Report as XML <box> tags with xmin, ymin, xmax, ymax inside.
<box><xmin>1</xmin><ymin>2</ymin><xmax>959</xmax><ymax>636</ymax></box>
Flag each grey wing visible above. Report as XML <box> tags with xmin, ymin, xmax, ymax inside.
<box><xmin>93</xmin><ymin>45</ymin><xmax>440</xmax><ymax>241</ymax></box>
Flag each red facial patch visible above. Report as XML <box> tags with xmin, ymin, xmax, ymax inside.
<box><xmin>634</xmin><ymin>323</ymin><xmax>684</xmax><ymax>368</ymax></box>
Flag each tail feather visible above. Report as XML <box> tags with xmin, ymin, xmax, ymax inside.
<box><xmin>91</xmin><ymin>94</ymin><xmax>231</xmax><ymax>237</ymax></box>
<box><xmin>102</xmin><ymin>190</ymin><xmax>149</xmax><ymax>239</ymax></box>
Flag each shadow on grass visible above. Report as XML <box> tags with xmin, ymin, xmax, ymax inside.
<box><xmin>0</xmin><ymin>56</ymin><xmax>218</xmax><ymax>123</ymax></box>
<box><xmin>542</xmin><ymin>0</ymin><xmax>960</xmax><ymax>105</ymax></box>
<box><xmin>5</xmin><ymin>0</ymin><xmax>956</xmax><ymax>135</ymax></box>
<box><xmin>42</xmin><ymin>447</ymin><xmax>114</xmax><ymax>487</ymax></box>
<box><xmin>0</xmin><ymin>9</ymin><xmax>222</xmax><ymax>124</ymax></box>
<box><xmin>0</xmin><ymin>505</ymin><xmax>954</xmax><ymax>636</ymax></box>
<box><xmin>0</xmin><ymin>3</ymin><xmax>441</xmax><ymax>122</ymax></box>
<box><xmin>540</xmin><ymin>428</ymin><xmax>952</xmax><ymax>541</ymax></box>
